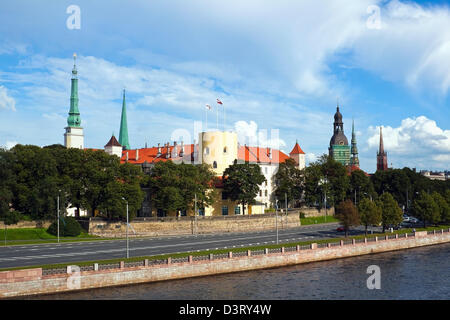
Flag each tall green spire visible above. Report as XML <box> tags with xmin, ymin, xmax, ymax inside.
<box><xmin>119</xmin><ymin>89</ymin><xmax>130</xmax><ymax>150</ymax></box>
<box><xmin>67</xmin><ymin>53</ymin><xmax>81</xmax><ymax>127</ymax></box>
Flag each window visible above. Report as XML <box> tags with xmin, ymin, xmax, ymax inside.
<box><xmin>265</xmin><ymin>190</ymin><xmax>268</xmax><ymax>197</ymax></box>
<box><xmin>222</xmin><ymin>191</ymin><xmax>228</xmax><ymax>200</ymax></box>
<box><xmin>222</xmin><ymin>206</ymin><xmax>229</xmax><ymax>215</ymax></box>
<box><xmin>265</xmin><ymin>167</ymin><xmax>268</xmax><ymax>174</ymax></box>
<box><xmin>204</xmin><ymin>147</ymin><xmax>209</xmax><ymax>155</ymax></box>
<box><xmin>213</xmin><ymin>161</ymin><xmax>217</xmax><ymax>168</ymax></box>
<box><xmin>259</xmin><ymin>190</ymin><xmax>262</xmax><ymax>197</ymax></box>
<box><xmin>234</xmin><ymin>206</ymin><xmax>241</xmax><ymax>215</ymax></box>
<box><xmin>223</xmin><ymin>147</ymin><xmax>228</xmax><ymax>154</ymax></box>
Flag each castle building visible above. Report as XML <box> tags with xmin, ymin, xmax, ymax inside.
<box><xmin>64</xmin><ymin>53</ymin><xmax>84</xmax><ymax>149</ymax></box>
<box><xmin>376</xmin><ymin>126</ymin><xmax>388</xmax><ymax>171</ymax></box>
<box><xmin>61</xmin><ymin>55</ymin><xmax>307</xmax><ymax>217</ymax></box>
<box><xmin>329</xmin><ymin>105</ymin><xmax>350</xmax><ymax>166</ymax></box>
<box><xmin>117</xmin><ymin>131</ymin><xmax>304</xmax><ymax>217</ymax></box>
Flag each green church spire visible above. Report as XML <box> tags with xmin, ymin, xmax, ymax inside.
<box><xmin>119</xmin><ymin>89</ymin><xmax>130</xmax><ymax>150</ymax></box>
<box><xmin>67</xmin><ymin>53</ymin><xmax>81</xmax><ymax>127</ymax></box>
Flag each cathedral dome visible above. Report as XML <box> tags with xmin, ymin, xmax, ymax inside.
<box><xmin>330</xmin><ymin>131</ymin><xmax>348</xmax><ymax>147</ymax></box>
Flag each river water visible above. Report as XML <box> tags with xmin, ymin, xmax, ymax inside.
<box><xmin>35</xmin><ymin>243</ymin><xmax>450</xmax><ymax>300</ymax></box>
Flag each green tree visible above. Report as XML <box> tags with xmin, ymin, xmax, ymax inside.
<box><xmin>412</xmin><ymin>192</ymin><xmax>440</xmax><ymax>227</ymax></box>
<box><xmin>222</xmin><ymin>160</ymin><xmax>266</xmax><ymax>215</ymax></box>
<box><xmin>10</xmin><ymin>145</ymin><xmax>59</xmax><ymax>220</ymax></box>
<box><xmin>335</xmin><ymin>199</ymin><xmax>360</xmax><ymax>237</ymax></box>
<box><xmin>431</xmin><ymin>192</ymin><xmax>449</xmax><ymax>224</ymax></box>
<box><xmin>378</xmin><ymin>192</ymin><xmax>404</xmax><ymax>232</ymax></box>
<box><xmin>274</xmin><ymin>158</ymin><xmax>304</xmax><ymax>207</ymax></box>
<box><xmin>358</xmin><ymin>198</ymin><xmax>382</xmax><ymax>235</ymax></box>
<box><xmin>0</xmin><ymin>148</ymin><xmax>16</xmax><ymax>221</ymax></box>
<box><xmin>303</xmin><ymin>155</ymin><xmax>349</xmax><ymax>208</ymax></box>
<box><xmin>147</xmin><ymin>161</ymin><xmax>216</xmax><ymax>216</ymax></box>
<box><xmin>349</xmin><ymin>169</ymin><xmax>376</xmax><ymax>204</ymax></box>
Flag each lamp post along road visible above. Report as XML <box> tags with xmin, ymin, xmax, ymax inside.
<box><xmin>122</xmin><ymin>197</ymin><xmax>129</xmax><ymax>259</ymax></box>
<box><xmin>57</xmin><ymin>190</ymin><xmax>60</xmax><ymax>243</ymax></box>
<box><xmin>275</xmin><ymin>198</ymin><xmax>279</xmax><ymax>244</ymax></box>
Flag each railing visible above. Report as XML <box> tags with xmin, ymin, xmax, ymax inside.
<box><xmin>39</xmin><ymin>228</ymin><xmax>450</xmax><ymax>276</ymax></box>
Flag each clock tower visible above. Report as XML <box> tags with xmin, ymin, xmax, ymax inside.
<box><xmin>64</xmin><ymin>53</ymin><xmax>84</xmax><ymax>149</ymax></box>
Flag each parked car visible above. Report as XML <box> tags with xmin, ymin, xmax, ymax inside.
<box><xmin>403</xmin><ymin>215</ymin><xmax>411</xmax><ymax>222</ymax></box>
<box><xmin>337</xmin><ymin>227</ymin><xmax>345</xmax><ymax>232</ymax></box>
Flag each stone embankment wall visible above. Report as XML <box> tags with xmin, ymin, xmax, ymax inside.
<box><xmin>0</xmin><ymin>221</ymin><xmax>52</xmax><ymax>230</ymax></box>
<box><xmin>1</xmin><ymin>230</ymin><xmax>449</xmax><ymax>298</ymax></box>
<box><xmin>89</xmin><ymin>212</ymin><xmax>304</xmax><ymax>237</ymax></box>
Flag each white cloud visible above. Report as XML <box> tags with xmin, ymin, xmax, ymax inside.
<box><xmin>367</xmin><ymin>116</ymin><xmax>450</xmax><ymax>169</ymax></box>
<box><xmin>0</xmin><ymin>86</ymin><xmax>16</xmax><ymax>111</ymax></box>
<box><xmin>234</xmin><ymin>120</ymin><xmax>286</xmax><ymax>150</ymax></box>
<box><xmin>5</xmin><ymin>141</ymin><xmax>17</xmax><ymax>150</ymax></box>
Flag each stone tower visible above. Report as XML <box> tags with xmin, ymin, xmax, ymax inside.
<box><xmin>377</xmin><ymin>126</ymin><xmax>388</xmax><ymax>171</ymax></box>
<box><xmin>119</xmin><ymin>89</ymin><xmax>130</xmax><ymax>150</ymax></box>
<box><xmin>350</xmin><ymin>119</ymin><xmax>360</xmax><ymax>168</ymax></box>
<box><xmin>64</xmin><ymin>53</ymin><xmax>84</xmax><ymax>149</ymax></box>
<box><xmin>329</xmin><ymin>105</ymin><xmax>350</xmax><ymax>166</ymax></box>
<box><xmin>289</xmin><ymin>140</ymin><xmax>306</xmax><ymax>170</ymax></box>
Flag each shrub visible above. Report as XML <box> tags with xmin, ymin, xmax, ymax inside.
<box><xmin>299</xmin><ymin>212</ymin><xmax>306</xmax><ymax>219</ymax></box>
<box><xmin>47</xmin><ymin>216</ymin><xmax>82</xmax><ymax>237</ymax></box>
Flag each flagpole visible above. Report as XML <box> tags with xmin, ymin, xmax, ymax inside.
<box><xmin>216</xmin><ymin>105</ymin><xmax>218</xmax><ymax>130</ymax></box>
<box><xmin>205</xmin><ymin>106</ymin><xmax>208</xmax><ymax>130</ymax></box>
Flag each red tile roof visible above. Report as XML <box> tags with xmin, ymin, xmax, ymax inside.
<box><xmin>289</xmin><ymin>141</ymin><xmax>305</xmax><ymax>155</ymax></box>
<box><xmin>120</xmin><ymin>144</ymin><xmax>290</xmax><ymax>165</ymax></box>
<box><xmin>104</xmin><ymin>135</ymin><xmax>121</xmax><ymax>148</ymax></box>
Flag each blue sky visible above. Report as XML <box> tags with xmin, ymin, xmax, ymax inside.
<box><xmin>0</xmin><ymin>0</ymin><xmax>449</xmax><ymax>173</ymax></box>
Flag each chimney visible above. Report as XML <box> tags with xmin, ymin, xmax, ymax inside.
<box><xmin>173</xmin><ymin>141</ymin><xmax>178</xmax><ymax>157</ymax></box>
<box><xmin>157</xmin><ymin>143</ymin><xmax>161</xmax><ymax>156</ymax></box>
<box><xmin>180</xmin><ymin>141</ymin><xmax>184</xmax><ymax>157</ymax></box>
<box><xmin>136</xmin><ymin>149</ymin><xmax>139</xmax><ymax>161</ymax></box>
<box><xmin>166</xmin><ymin>143</ymin><xmax>170</xmax><ymax>159</ymax></box>
<box><xmin>126</xmin><ymin>151</ymin><xmax>129</xmax><ymax>162</ymax></box>
<box><xmin>268</xmin><ymin>147</ymin><xmax>272</xmax><ymax>159</ymax></box>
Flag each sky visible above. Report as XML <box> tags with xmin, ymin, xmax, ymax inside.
<box><xmin>0</xmin><ymin>0</ymin><xmax>449</xmax><ymax>173</ymax></box>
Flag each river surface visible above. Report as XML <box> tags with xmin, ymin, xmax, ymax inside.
<box><xmin>33</xmin><ymin>243</ymin><xmax>450</xmax><ymax>300</ymax></box>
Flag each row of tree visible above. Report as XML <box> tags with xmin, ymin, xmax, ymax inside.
<box><xmin>0</xmin><ymin>144</ymin><xmax>144</xmax><ymax>222</ymax></box>
<box><xmin>274</xmin><ymin>154</ymin><xmax>450</xmax><ymax>213</ymax></box>
<box><xmin>336</xmin><ymin>190</ymin><xmax>450</xmax><ymax>237</ymax></box>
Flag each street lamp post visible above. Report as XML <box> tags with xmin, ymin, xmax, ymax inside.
<box><xmin>275</xmin><ymin>197</ymin><xmax>279</xmax><ymax>244</ymax></box>
<box><xmin>122</xmin><ymin>197</ymin><xmax>129</xmax><ymax>259</ymax></box>
<box><xmin>57</xmin><ymin>190</ymin><xmax>61</xmax><ymax>243</ymax></box>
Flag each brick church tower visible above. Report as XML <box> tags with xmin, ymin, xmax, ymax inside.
<box><xmin>377</xmin><ymin>126</ymin><xmax>388</xmax><ymax>171</ymax></box>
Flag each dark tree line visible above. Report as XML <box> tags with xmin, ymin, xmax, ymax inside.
<box><xmin>0</xmin><ymin>144</ymin><xmax>145</xmax><ymax>222</ymax></box>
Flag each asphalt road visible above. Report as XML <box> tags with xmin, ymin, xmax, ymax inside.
<box><xmin>0</xmin><ymin>222</ymin><xmax>381</xmax><ymax>269</ymax></box>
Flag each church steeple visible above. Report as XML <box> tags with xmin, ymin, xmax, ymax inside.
<box><xmin>350</xmin><ymin>119</ymin><xmax>359</xmax><ymax>167</ymax></box>
<box><xmin>119</xmin><ymin>89</ymin><xmax>130</xmax><ymax>150</ymax></box>
<box><xmin>67</xmin><ymin>53</ymin><xmax>81</xmax><ymax>127</ymax></box>
<box><xmin>377</xmin><ymin>126</ymin><xmax>388</xmax><ymax>171</ymax></box>
<box><xmin>64</xmin><ymin>53</ymin><xmax>84</xmax><ymax>149</ymax></box>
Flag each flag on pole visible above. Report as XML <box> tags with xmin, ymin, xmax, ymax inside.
<box><xmin>216</xmin><ymin>99</ymin><xmax>223</xmax><ymax>105</ymax></box>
